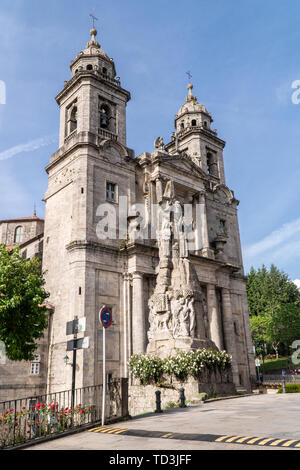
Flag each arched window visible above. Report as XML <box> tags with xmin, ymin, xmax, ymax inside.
<box><xmin>70</xmin><ymin>106</ymin><xmax>77</xmax><ymax>133</ymax></box>
<box><xmin>87</xmin><ymin>64</ymin><xmax>93</xmax><ymax>71</ymax></box>
<box><xmin>191</xmin><ymin>119</ymin><xmax>197</xmax><ymax>126</ymax></box>
<box><xmin>203</xmin><ymin>121</ymin><xmax>208</xmax><ymax>128</ymax></box>
<box><xmin>100</xmin><ymin>104</ymin><xmax>111</xmax><ymax>130</ymax></box>
<box><xmin>180</xmin><ymin>122</ymin><xmax>184</xmax><ymax>130</ymax></box>
<box><xmin>102</xmin><ymin>67</ymin><xmax>107</xmax><ymax>75</ymax></box>
<box><xmin>207</xmin><ymin>152</ymin><xmax>219</xmax><ymax>177</ymax></box>
<box><xmin>14</xmin><ymin>226</ymin><xmax>24</xmax><ymax>244</ymax></box>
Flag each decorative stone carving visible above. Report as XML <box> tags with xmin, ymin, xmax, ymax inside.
<box><xmin>154</xmin><ymin>136</ymin><xmax>165</xmax><ymax>151</ymax></box>
<box><xmin>146</xmin><ymin>179</ymin><xmax>217</xmax><ymax>357</ymax></box>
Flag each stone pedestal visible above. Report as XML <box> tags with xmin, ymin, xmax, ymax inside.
<box><xmin>128</xmin><ymin>370</ymin><xmax>236</xmax><ymax>416</ymax></box>
<box><xmin>147</xmin><ymin>336</ymin><xmax>216</xmax><ymax>359</ymax></box>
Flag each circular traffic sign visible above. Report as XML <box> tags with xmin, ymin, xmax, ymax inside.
<box><xmin>99</xmin><ymin>306</ymin><xmax>112</xmax><ymax>329</ymax></box>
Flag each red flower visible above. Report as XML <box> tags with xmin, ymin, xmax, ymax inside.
<box><xmin>36</xmin><ymin>419</ymin><xmax>40</xmax><ymax>424</ymax></box>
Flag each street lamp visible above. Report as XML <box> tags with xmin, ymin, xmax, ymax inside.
<box><xmin>64</xmin><ymin>355</ymin><xmax>73</xmax><ymax>366</ymax></box>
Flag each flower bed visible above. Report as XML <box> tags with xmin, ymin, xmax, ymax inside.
<box><xmin>129</xmin><ymin>349</ymin><xmax>232</xmax><ymax>385</ymax></box>
<box><xmin>0</xmin><ymin>401</ymin><xmax>95</xmax><ymax>448</ymax></box>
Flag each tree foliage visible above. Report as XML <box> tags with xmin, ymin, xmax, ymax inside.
<box><xmin>247</xmin><ymin>265</ymin><xmax>300</xmax><ymax>356</ymax></box>
<box><xmin>0</xmin><ymin>244</ymin><xmax>49</xmax><ymax>361</ymax></box>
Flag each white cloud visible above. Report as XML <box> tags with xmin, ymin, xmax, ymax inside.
<box><xmin>0</xmin><ymin>135</ymin><xmax>56</xmax><ymax>162</ymax></box>
<box><xmin>293</xmin><ymin>279</ymin><xmax>300</xmax><ymax>290</ymax></box>
<box><xmin>244</xmin><ymin>218</ymin><xmax>300</xmax><ymax>258</ymax></box>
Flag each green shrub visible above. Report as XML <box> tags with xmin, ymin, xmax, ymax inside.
<box><xmin>278</xmin><ymin>383</ymin><xmax>300</xmax><ymax>393</ymax></box>
<box><xmin>128</xmin><ymin>354</ymin><xmax>164</xmax><ymax>385</ymax></box>
<box><xmin>129</xmin><ymin>349</ymin><xmax>232</xmax><ymax>385</ymax></box>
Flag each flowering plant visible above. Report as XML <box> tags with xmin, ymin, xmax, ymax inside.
<box><xmin>0</xmin><ymin>402</ymin><xmax>94</xmax><ymax>448</ymax></box>
<box><xmin>129</xmin><ymin>349</ymin><xmax>232</xmax><ymax>384</ymax></box>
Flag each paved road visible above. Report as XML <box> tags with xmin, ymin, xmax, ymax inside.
<box><xmin>24</xmin><ymin>394</ymin><xmax>300</xmax><ymax>451</ymax></box>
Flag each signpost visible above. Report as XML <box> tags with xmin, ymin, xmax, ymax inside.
<box><xmin>282</xmin><ymin>370</ymin><xmax>286</xmax><ymax>393</ymax></box>
<box><xmin>255</xmin><ymin>358</ymin><xmax>261</xmax><ymax>384</ymax></box>
<box><xmin>65</xmin><ymin>316</ymin><xmax>89</xmax><ymax>408</ymax></box>
<box><xmin>99</xmin><ymin>306</ymin><xmax>113</xmax><ymax>426</ymax></box>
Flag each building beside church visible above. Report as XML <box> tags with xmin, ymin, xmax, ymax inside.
<box><xmin>0</xmin><ymin>26</ymin><xmax>256</xmax><ymax>402</ymax></box>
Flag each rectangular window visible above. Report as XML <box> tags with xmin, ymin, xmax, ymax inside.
<box><xmin>30</xmin><ymin>355</ymin><xmax>41</xmax><ymax>375</ymax></box>
<box><xmin>106</xmin><ymin>182</ymin><xmax>116</xmax><ymax>201</ymax></box>
<box><xmin>30</xmin><ymin>362</ymin><xmax>40</xmax><ymax>375</ymax></box>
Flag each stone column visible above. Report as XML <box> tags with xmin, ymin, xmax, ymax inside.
<box><xmin>198</xmin><ymin>191</ymin><xmax>214</xmax><ymax>258</ymax></box>
<box><xmin>132</xmin><ymin>272</ymin><xmax>146</xmax><ymax>354</ymax></box>
<box><xmin>207</xmin><ymin>284</ymin><xmax>223</xmax><ymax>350</ymax></box>
<box><xmin>122</xmin><ymin>273</ymin><xmax>131</xmax><ymax>377</ymax></box>
<box><xmin>155</xmin><ymin>177</ymin><xmax>163</xmax><ymax>203</ymax></box>
<box><xmin>221</xmin><ymin>288</ymin><xmax>239</xmax><ymax>386</ymax></box>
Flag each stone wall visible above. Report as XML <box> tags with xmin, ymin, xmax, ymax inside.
<box><xmin>128</xmin><ymin>368</ymin><xmax>235</xmax><ymax>416</ymax></box>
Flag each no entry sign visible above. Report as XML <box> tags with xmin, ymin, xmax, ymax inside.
<box><xmin>99</xmin><ymin>306</ymin><xmax>112</xmax><ymax>329</ymax></box>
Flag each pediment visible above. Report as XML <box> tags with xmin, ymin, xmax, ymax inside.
<box><xmin>159</xmin><ymin>154</ymin><xmax>208</xmax><ymax>180</ymax></box>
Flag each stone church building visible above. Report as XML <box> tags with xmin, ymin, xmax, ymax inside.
<box><xmin>0</xmin><ymin>26</ymin><xmax>256</xmax><ymax>401</ymax></box>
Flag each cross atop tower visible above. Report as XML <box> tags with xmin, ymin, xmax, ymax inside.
<box><xmin>186</xmin><ymin>71</ymin><xmax>192</xmax><ymax>82</ymax></box>
<box><xmin>90</xmin><ymin>12</ymin><xmax>98</xmax><ymax>29</ymax></box>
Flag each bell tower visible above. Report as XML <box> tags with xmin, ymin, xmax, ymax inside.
<box><xmin>56</xmin><ymin>26</ymin><xmax>130</xmax><ymax>149</ymax></box>
<box><xmin>165</xmin><ymin>81</ymin><xmax>226</xmax><ymax>185</ymax></box>
<box><xmin>43</xmin><ymin>24</ymin><xmax>134</xmax><ymax>393</ymax></box>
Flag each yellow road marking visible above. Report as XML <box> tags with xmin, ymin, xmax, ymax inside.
<box><xmin>236</xmin><ymin>436</ymin><xmax>253</xmax><ymax>443</ymax></box>
<box><xmin>247</xmin><ymin>437</ymin><xmax>263</xmax><ymax>444</ymax></box>
<box><xmin>113</xmin><ymin>429</ymin><xmax>128</xmax><ymax>434</ymax></box>
<box><xmin>93</xmin><ymin>427</ymin><xmax>111</xmax><ymax>433</ymax></box>
<box><xmin>270</xmin><ymin>439</ymin><xmax>288</xmax><ymax>446</ymax></box>
<box><xmin>282</xmin><ymin>440</ymin><xmax>297</xmax><ymax>447</ymax></box>
<box><xmin>100</xmin><ymin>428</ymin><xmax>116</xmax><ymax>433</ymax></box>
<box><xmin>215</xmin><ymin>435</ymin><xmax>230</xmax><ymax>442</ymax></box>
<box><xmin>107</xmin><ymin>428</ymin><xmax>125</xmax><ymax>434</ymax></box>
<box><xmin>226</xmin><ymin>436</ymin><xmax>242</xmax><ymax>443</ymax></box>
<box><xmin>294</xmin><ymin>442</ymin><xmax>300</xmax><ymax>448</ymax></box>
<box><xmin>258</xmin><ymin>438</ymin><xmax>274</xmax><ymax>446</ymax></box>
<box><xmin>161</xmin><ymin>433</ymin><xmax>173</xmax><ymax>438</ymax></box>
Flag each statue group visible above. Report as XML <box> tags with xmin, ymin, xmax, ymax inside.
<box><xmin>146</xmin><ymin>180</ymin><xmax>215</xmax><ymax>356</ymax></box>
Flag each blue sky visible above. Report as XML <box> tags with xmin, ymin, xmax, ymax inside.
<box><xmin>0</xmin><ymin>0</ymin><xmax>300</xmax><ymax>281</ymax></box>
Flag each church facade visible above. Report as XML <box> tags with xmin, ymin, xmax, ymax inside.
<box><xmin>0</xmin><ymin>26</ymin><xmax>256</xmax><ymax>401</ymax></box>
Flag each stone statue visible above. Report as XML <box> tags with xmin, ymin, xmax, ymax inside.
<box><xmin>154</xmin><ymin>136</ymin><xmax>165</xmax><ymax>151</ymax></box>
<box><xmin>146</xmin><ymin>178</ymin><xmax>214</xmax><ymax>356</ymax></box>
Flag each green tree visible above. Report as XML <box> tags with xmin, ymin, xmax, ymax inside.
<box><xmin>247</xmin><ymin>264</ymin><xmax>300</xmax><ymax>357</ymax></box>
<box><xmin>0</xmin><ymin>244</ymin><xmax>49</xmax><ymax>361</ymax></box>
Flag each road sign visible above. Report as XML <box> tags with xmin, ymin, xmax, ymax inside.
<box><xmin>282</xmin><ymin>370</ymin><xmax>287</xmax><ymax>377</ymax></box>
<box><xmin>255</xmin><ymin>359</ymin><xmax>260</xmax><ymax>367</ymax></box>
<box><xmin>66</xmin><ymin>337</ymin><xmax>90</xmax><ymax>351</ymax></box>
<box><xmin>99</xmin><ymin>306</ymin><xmax>113</xmax><ymax>329</ymax></box>
<box><xmin>66</xmin><ymin>317</ymin><xmax>86</xmax><ymax>335</ymax></box>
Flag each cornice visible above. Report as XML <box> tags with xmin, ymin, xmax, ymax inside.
<box><xmin>55</xmin><ymin>71</ymin><xmax>131</xmax><ymax>105</ymax></box>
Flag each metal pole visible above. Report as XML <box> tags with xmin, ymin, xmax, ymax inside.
<box><xmin>102</xmin><ymin>326</ymin><xmax>106</xmax><ymax>426</ymax></box>
<box><xmin>71</xmin><ymin>316</ymin><xmax>78</xmax><ymax>409</ymax></box>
